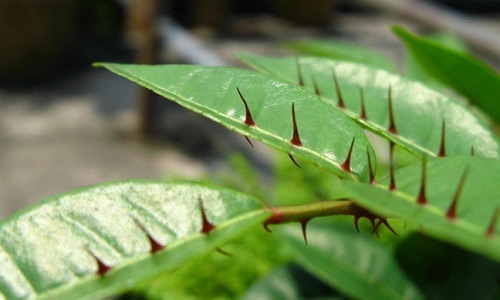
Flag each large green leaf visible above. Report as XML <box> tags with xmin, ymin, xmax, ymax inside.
<box><xmin>336</xmin><ymin>157</ymin><xmax>500</xmax><ymax>262</ymax></box>
<box><xmin>0</xmin><ymin>181</ymin><xmax>269</xmax><ymax>299</ymax></box>
<box><xmin>278</xmin><ymin>219</ymin><xmax>424</xmax><ymax>300</ymax></box>
<box><xmin>237</xmin><ymin>52</ymin><xmax>500</xmax><ymax>159</ymax></box>
<box><xmin>283</xmin><ymin>40</ymin><xmax>396</xmax><ymax>71</ymax></box>
<box><xmin>95</xmin><ymin>63</ymin><xmax>376</xmax><ymax>181</ymax></box>
<box><xmin>393</xmin><ymin>26</ymin><xmax>500</xmax><ymax>123</ymax></box>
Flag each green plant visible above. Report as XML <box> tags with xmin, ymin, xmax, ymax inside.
<box><xmin>1</xmin><ymin>26</ymin><xmax>499</xmax><ymax>299</ymax></box>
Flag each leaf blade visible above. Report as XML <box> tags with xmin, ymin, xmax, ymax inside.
<box><xmin>279</xmin><ymin>220</ymin><xmax>424</xmax><ymax>300</ymax></box>
<box><xmin>336</xmin><ymin>157</ymin><xmax>500</xmax><ymax>262</ymax></box>
<box><xmin>393</xmin><ymin>26</ymin><xmax>500</xmax><ymax>123</ymax></box>
<box><xmin>95</xmin><ymin>63</ymin><xmax>377</xmax><ymax>181</ymax></box>
<box><xmin>237</xmin><ymin>52</ymin><xmax>500</xmax><ymax>158</ymax></box>
<box><xmin>0</xmin><ymin>181</ymin><xmax>269</xmax><ymax>300</ymax></box>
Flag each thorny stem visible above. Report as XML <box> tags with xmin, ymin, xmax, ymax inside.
<box><xmin>265</xmin><ymin>199</ymin><xmax>366</xmax><ymax>225</ymax></box>
<box><xmin>264</xmin><ymin>199</ymin><xmax>397</xmax><ymax>237</ymax></box>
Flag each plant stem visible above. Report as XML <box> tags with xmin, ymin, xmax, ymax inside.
<box><xmin>265</xmin><ymin>199</ymin><xmax>361</xmax><ymax>225</ymax></box>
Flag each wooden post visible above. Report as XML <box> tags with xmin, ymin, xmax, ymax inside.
<box><xmin>126</xmin><ymin>0</ymin><xmax>159</xmax><ymax>135</ymax></box>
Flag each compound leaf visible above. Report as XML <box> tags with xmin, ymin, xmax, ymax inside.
<box><xmin>96</xmin><ymin>63</ymin><xmax>376</xmax><ymax>181</ymax></box>
<box><xmin>336</xmin><ymin>157</ymin><xmax>500</xmax><ymax>262</ymax></box>
<box><xmin>237</xmin><ymin>52</ymin><xmax>500</xmax><ymax>159</ymax></box>
<box><xmin>0</xmin><ymin>181</ymin><xmax>269</xmax><ymax>300</ymax></box>
<box><xmin>393</xmin><ymin>26</ymin><xmax>500</xmax><ymax>123</ymax></box>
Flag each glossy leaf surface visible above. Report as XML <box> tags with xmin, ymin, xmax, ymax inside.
<box><xmin>237</xmin><ymin>52</ymin><xmax>500</xmax><ymax>158</ymax></box>
<box><xmin>279</xmin><ymin>219</ymin><xmax>423</xmax><ymax>300</ymax></box>
<box><xmin>336</xmin><ymin>157</ymin><xmax>500</xmax><ymax>262</ymax></box>
<box><xmin>96</xmin><ymin>63</ymin><xmax>376</xmax><ymax>181</ymax></box>
<box><xmin>284</xmin><ymin>40</ymin><xmax>396</xmax><ymax>71</ymax></box>
<box><xmin>394</xmin><ymin>26</ymin><xmax>500</xmax><ymax>122</ymax></box>
<box><xmin>0</xmin><ymin>181</ymin><xmax>269</xmax><ymax>299</ymax></box>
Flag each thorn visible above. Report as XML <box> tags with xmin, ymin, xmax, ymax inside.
<box><xmin>359</xmin><ymin>87</ymin><xmax>367</xmax><ymax>120</ymax></box>
<box><xmin>438</xmin><ymin>119</ymin><xmax>446</xmax><ymax>157</ymax></box>
<box><xmin>199</xmin><ymin>197</ymin><xmax>216</xmax><ymax>234</ymax></box>
<box><xmin>133</xmin><ymin>219</ymin><xmax>165</xmax><ymax>254</ymax></box>
<box><xmin>300</xmin><ymin>219</ymin><xmax>310</xmax><ymax>245</ymax></box>
<box><xmin>244</xmin><ymin>136</ymin><xmax>254</xmax><ymax>148</ymax></box>
<box><xmin>366</xmin><ymin>148</ymin><xmax>376</xmax><ymax>185</ymax></box>
<box><xmin>288</xmin><ymin>153</ymin><xmax>302</xmax><ymax>168</ymax></box>
<box><xmin>367</xmin><ymin>218</ymin><xmax>378</xmax><ymax>237</ymax></box>
<box><xmin>216</xmin><ymin>247</ymin><xmax>232</xmax><ymax>256</ymax></box>
<box><xmin>417</xmin><ymin>157</ymin><xmax>428</xmax><ymax>205</ymax></box>
<box><xmin>236</xmin><ymin>87</ymin><xmax>256</xmax><ymax>126</ymax></box>
<box><xmin>340</xmin><ymin>138</ymin><xmax>356</xmax><ymax>172</ymax></box>
<box><xmin>387</xmin><ymin>86</ymin><xmax>397</xmax><ymax>134</ymax></box>
<box><xmin>446</xmin><ymin>169</ymin><xmax>468</xmax><ymax>220</ymax></box>
<box><xmin>312</xmin><ymin>75</ymin><xmax>320</xmax><ymax>95</ymax></box>
<box><xmin>486</xmin><ymin>207</ymin><xmax>499</xmax><ymax>237</ymax></box>
<box><xmin>263</xmin><ymin>208</ymin><xmax>282</xmax><ymax>233</ymax></box>
<box><xmin>389</xmin><ymin>141</ymin><xmax>396</xmax><ymax>191</ymax></box>
<box><xmin>332</xmin><ymin>69</ymin><xmax>345</xmax><ymax>108</ymax></box>
<box><xmin>296</xmin><ymin>57</ymin><xmax>304</xmax><ymax>86</ymax></box>
<box><xmin>470</xmin><ymin>145</ymin><xmax>475</xmax><ymax>156</ymax></box>
<box><xmin>354</xmin><ymin>215</ymin><xmax>361</xmax><ymax>233</ymax></box>
<box><xmin>290</xmin><ymin>103</ymin><xmax>303</xmax><ymax>146</ymax></box>
<box><xmin>87</xmin><ymin>249</ymin><xmax>112</xmax><ymax>276</ymax></box>
<box><xmin>374</xmin><ymin>219</ymin><xmax>399</xmax><ymax>236</ymax></box>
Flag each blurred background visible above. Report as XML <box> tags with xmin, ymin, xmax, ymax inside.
<box><xmin>0</xmin><ymin>0</ymin><xmax>499</xmax><ymax>220</ymax></box>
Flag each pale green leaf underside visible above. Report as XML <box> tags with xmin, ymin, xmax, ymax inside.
<box><xmin>336</xmin><ymin>157</ymin><xmax>500</xmax><ymax>262</ymax></box>
<box><xmin>0</xmin><ymin>181</ymin><xmax>269</xmax><ymax>300</ymax></box>
<box><xmin>95</xmin><ymin>63</ymin><xmax>376</xmax><ymax>181</ymax></box>
<box><xmin>237</xmin><ymin>52</ymin><xmax>500</xmax><ymax>159</ymax></box>
<box><xmin>279</xmin><ymin>220</ymin><xmax>423</xmax><ymax>300</ymax></box>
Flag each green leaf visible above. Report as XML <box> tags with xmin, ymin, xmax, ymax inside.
<box><xmin>393</xmin><ymin>26</ymin><xmax>500</xmax><ymax>123</ymax></box>
<box><xmin>0</xmin><ymin>181</ymin><xmax>269</xmax><ymax>300</ymax></box>
<box><xmin>237</xmin><ymin>52</ymin><xmax>500</xmax><ymax>158</ymax></box>
<box><xmin>279</xmin><ymin>219</ymin><xmax>424</xmax><ymax>300</ymax></box>
<box><xmin>95</xmin><ymin>63</ymin><xmax>376</xmax><ymax>181</ymax></box>
<box><xmin>336</xmin><ymin>157</ymin><xmax>500</xmax><ymax>262</ymax></box>
<box><xmin>283</xmin><ymin>40</ymin><xmax>396</xmax><ymax>71</ymax></box>
<box><xmin>241</xmin><ymin>266</ymin><xmax>302</xmax><ymax>300</ymax></box>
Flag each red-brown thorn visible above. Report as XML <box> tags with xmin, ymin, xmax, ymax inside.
<box><xmin>290</xmin><ymin>103</ymin><xmax>303</xmax><ymax>146</ymax></box>
<box><xmin>387</xmin><ymin>86</ymin><xmax>397</xmax><ymax>134</ymax></box>
<box><xmin>374</xmin><ymin>218</ymin><xmax>399</xmax><ymax>236</ymax></box>
<box><xmin>446</xmin><ymin>169</ymin><xmax>468</xmax><ymax>220</ymax></box>
<box><xmin>389</xmin><ymin>141</ymin><xmax>397</xmax><ymax>191</ymax></box>
<box><xmin>340</xmin><ymin>138</ymin><xmax>356</xmax><ymax>173</ymax></box>
<box><xmin>87</xmin><ymin>249</ymin><xmax>112</xmax><ymax>276</ymax></box>
<box><xmin>486</xmin><ymin>207</ymin><xmax>500</xmax><ymax>237</ymax></box>
<box><xmin>216</xmin><ymin>247</ymin><xmax>232</xmax><ymax>256</ymax></box>
<box><xmin>288</xmin><ymin>153</ymin><xmax>302</xmax><ymax>168</ymax></box>
<box><xmin>312</xmin><ymin>75</ymin><xmax>320</xmax><ymax>96</ymax></box>
<box><xmin>351</xmin><ymin>205</ymin><xmax>397</xmax><ymax>236</ymax></box>
<box><xmin>244</xmin><ymin>136</ymin><xmax>254</xmax><ymax>148</ymax></box>
<box><xmin>133</xmin><ymin>219</ymin><xmax>165</xmax><ymax>254</ymax></box>
<box><xmin>438</xmin><ymin>118</ymin><xmax>446</xmax><ymax>157</ymax></box>
<box><xmin>199</xmin><ymin>197</ymin><xmax>216</xmax><ymax>234</ymax></box>
<box><xmin>417</xmin><ymin>156</ymin><xmax>428</xmax><ymax>205</ymax></box>
<box><xmin>263</xmin><ymin>207</ymin><xmax>282</xmax><ymax>233</ymax></box>
<box><xmin>300</xmin><ymin>219</ymin><xmax>310</xmax><ymax>245</ymax></box>
<box><xmin>332</xmin><ymin>69</ymin><xmax>345</xmax><ymax>108</ymax></box>
<box><xmin>359</xmin><ymin>87</ymin><xmax>367</xmax><ymax>120</ymax></box>
<box><xmin>236</xmin><ymin>87</ymin><xmax>256</xmax><ymax>126</ymax></box>
<box><xmin>366</xmin><ymin>148</ymin><xmax>376</xmax><ymax>185</ymax></box>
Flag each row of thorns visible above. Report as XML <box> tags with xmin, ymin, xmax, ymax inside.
<box><xmin>87</xmin><ymin>63</ymin><xmax>497</xmax><ymax>277</ymax></box>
